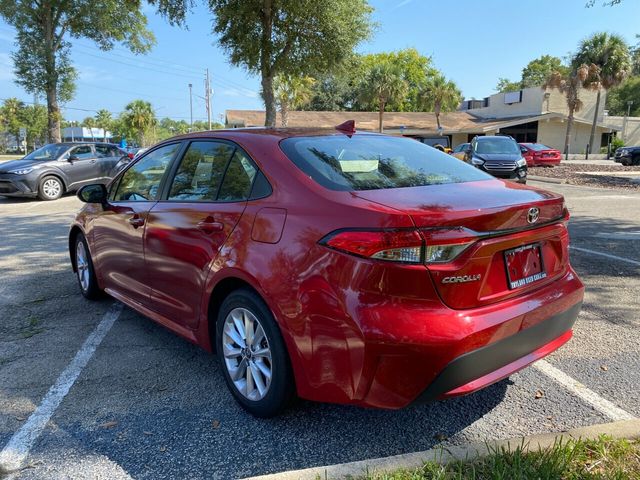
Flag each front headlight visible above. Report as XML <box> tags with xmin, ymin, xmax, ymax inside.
<box><xmin>516</xmin><ymin>158</ymin><xmax>527</xmax><ymax>168</ymax></box>
<box><xmin>9</xmin><ymin>168</ymin><xmax>34</xmax><ymax>175</ymax></box>
<box><xmin>471</xmin><ymin>157</ymin><xmax>485</xmax><ymax>166</ymax></box>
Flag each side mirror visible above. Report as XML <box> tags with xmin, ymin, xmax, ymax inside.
<box><xmin>77</xmin><ymin>184</ymin><xmax>108</xmax><ymax>204</ymax></box>
<box><xmin>68</xmin><ymin>155</ymin><xmax>79</xmax><ymax>162</ymax></box>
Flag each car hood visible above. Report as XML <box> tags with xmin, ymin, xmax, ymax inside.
<box><xmin>354</xmin><ymin>179</ymin><xmax>565</xmax><ymax>232</ymax></box>
<box><xmin>474</xmin><ymin>153</ymin><xmax>522</xmax><ymax>162</ymax></box>
<box><xmin>0</xmin><ymin>159</ymin><xmax>41</xmax><ymax>173</ymax></box>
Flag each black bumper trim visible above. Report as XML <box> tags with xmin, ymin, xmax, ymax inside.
<box><xmin>413</xmin><ymin>301</ymin><xmax>582</xmax><ymax>404</ymax></box>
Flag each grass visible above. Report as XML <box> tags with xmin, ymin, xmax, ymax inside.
<box><xmin>0</xmin><ymin>154</ymin><xmax>20</xmax><ymax>162</ymax></box>
<box><xmin>21</xmin><ymin>315</ymin><xmax>45</xmax><ymax>339</ymax></box>
<box><xmin>357</xmin><ymin>436</ymin><xmax>640</xmax><ymax>480</ymax></box>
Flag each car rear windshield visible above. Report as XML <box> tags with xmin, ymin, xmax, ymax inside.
<box><xmin>526</xmin><ymin>143</ymin><xmax>553</xmax><ymax>151</ymax></box>
<box><xmin>475</xmin><ymin>137</ymin><xmax>520</xmax><ymax>155</ymax></box>
<box><xmin>280</xmin><ymin>135</ymin><xmax>491</xmax><ymax>191</ymax></box>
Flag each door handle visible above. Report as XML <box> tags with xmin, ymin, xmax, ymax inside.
<box><xmin>197</xmin><ymin>219</ymin><xmax>224</xmax><ymax>234</ymax></box>
<box><xmin>128</xmin><ymin>215</ymin><xmax>145</xmax><ymax>228</ymax></box>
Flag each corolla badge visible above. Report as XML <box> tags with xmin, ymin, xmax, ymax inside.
<box><xmin>442</xmin><ymin>274</ymin><xmax>481</xmax><ymax>284</ymax></box>
<box><xmin>527</xmin><ymin>207</ymin><xmax>540</xmax><ymax>224</ymax></box>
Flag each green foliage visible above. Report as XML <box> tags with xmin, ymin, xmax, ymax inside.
<box><xmin>417</xmin><ymin>74</ymin><xmax>462</xmax><ymax>129</ymax></box>
<box><xmin>122</xmin><ymin>100</ymin><xmax>157</xmax><ymax>146</ymax></box>
<box><xmin>360</xmin><ymin>436</ymin><xmax>640</xmax><ymax>480</ymax></box>
<box><xmin>607</xmin><ymin>75</ymin><xmax>640</xmax><ymax>116</ymax></box>
<box><xmin>358</xmin><ymin>61</ymin><xmax>408</xmax><ymax>131</ymax></box>
<box><xmin>573</xmin><ymin>32</ymin><xmax>631</xmax><ymax>89</ymax></box>
<box><xmin>522</xmin><ymin>55</ymin><xmax>569</xmax><ymax>88</ymax></box>
<box><xmin>274</xmin><ymin>75</ymin><xmax>316</xmax><ymax>126</ymax></box>
<box><xmin>495</xmin><ymin>77</ymin><xmax>522</xmax><ymax>93</ymax></box>
<box><xmin>0</xmin><ymin>98</ymin><xmax>47</xmax><ymax>150</ymax></box>
<box><xmin>209</xmin><ymin>0</ymin><xmax>374</xmax><ymax>126</ymax></box>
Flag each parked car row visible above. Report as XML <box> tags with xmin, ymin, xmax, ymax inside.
<box><xmin>452</xmin><ymin>141</ymin><xmax>561</xmax><ymax>168</ymax></box>
<box><xmin>0</xmin><ymin>142</ymin><xmax>131</xmax><ymax>200</ymax></box>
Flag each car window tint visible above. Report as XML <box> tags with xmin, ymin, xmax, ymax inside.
<box><xmin>114</xmin><ymin>143</ymin><xmax>180</xmax><ymax>202</ymax></box>
<box><xmin>217</xmin><ymin>150</ymin><xmax>258</xmax><ymax>201</ymax></box>
<box><xmin>280</xmin><ymin>135</ymin><xmax>491</xmax><ymax>191</ymax></box>
<box><xmin>70</xmin><ymin>145</ymin><xmax>93</xmax><ymax>160</ymax></box>
<box><xmin>168</xmin><ymin>141</ymin><xmax>235</xmax><ymax>202</ymax></box>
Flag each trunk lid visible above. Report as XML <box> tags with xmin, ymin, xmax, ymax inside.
<box><xmin>355</xmin><ymin>179</ymin><xmax>569</xmax><ymax>309</ymax></box>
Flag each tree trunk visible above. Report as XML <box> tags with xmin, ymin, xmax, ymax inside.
<box><xmin>564</xmin><ymin>109</ymin><xmax>574</xmax><ymax>155</ymax></box>
<box><xmin>435</xmin><ymin>103</ymin><xmax>441</xmax><ymax>131</ymax></box>
<box><xmin>262</xmin><ymin>75</ymin><xmax>276</xmax><ymax>127</ymax></box>
<box><xmin>378</xmin><ymin>100</ymin><xmax>385</xmax><ymax>133</ymax></box>
<box><xmin>280</xmin><ymin>102</ymin><xmax>288</xmax><ymax>127</ymax></box>
<box><xmin>44</xmin><ymin>7</ymin><xmax>61</xmax><ymax>143</ymax></box>
<box><xmin>588</xmin><ymin>88</ymin><xmax>601</xmax><ymax>155</ymax></box>
<box><xmin>260</xmin><ymin>0</ymin><xmax>276</xmax><ymax>127</ymax></box>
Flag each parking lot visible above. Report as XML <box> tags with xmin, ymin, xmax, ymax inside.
<box><xmin>0</xmin><ymin>179</ymin><xmax>638</xmax><ymax>480</ymax></box>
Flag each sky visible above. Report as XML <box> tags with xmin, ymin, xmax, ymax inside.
<box><xmin>1</xmin><ymin>0</ymin><xmax>639</xmax><ymax>123</ymax></box>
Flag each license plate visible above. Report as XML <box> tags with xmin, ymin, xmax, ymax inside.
<box><xmin>504</xmin><ymin>243</ymin><xmax>546</xmax><ymax>289</ymax></box>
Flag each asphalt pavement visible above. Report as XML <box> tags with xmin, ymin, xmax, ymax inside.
<box><xmin>0</xmin><ymin>181</ymin><xmax>638</xmax><ymax>479</ymax></box>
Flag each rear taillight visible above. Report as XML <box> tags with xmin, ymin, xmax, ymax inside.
<box><xmin>319</xmin><ymin>228</ymin><xmax>477</xmax><ymax>264</ymax></box>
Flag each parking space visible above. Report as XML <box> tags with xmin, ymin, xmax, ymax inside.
<box><xmin>0</xmin><ymin>181</ymin><xmax>638</xmax><ymax>479</ymax></box>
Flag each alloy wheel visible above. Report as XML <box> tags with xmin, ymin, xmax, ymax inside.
<box><xmin>222</xmin><ymin>307</ymin><xmax>273</xmax><ymax>401</ymax></box>
<box><xmin>76</xmin><ymin>241</ymin><xmax>90</xmax><ymax>292</ymax></box>
<box><xmin>43</xmin><ymin>178</ymin><xmax>61</xmax><ymax>199</ymax></box>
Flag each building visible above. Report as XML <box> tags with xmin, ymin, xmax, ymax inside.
<box><xmin>62</xmin><ymin>127</ymin><xmax>112</xmax><ymax>143</ymax></box>
<box><xmin>226</xmin><ymin>86</ymin><xmax>618</xmax><ymax>153</ymax></box>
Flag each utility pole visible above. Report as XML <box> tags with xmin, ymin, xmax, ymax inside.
<box><xmin>205</xmin><ymin>69</ymin><xmax>212</xmax><ymax>130</ymax></box>
<box><xmin>188</xmin><ymin>83</ymin><xmax>193</xmax><ymax>132</ymax></box>
<box><xmin>623</xmin><ymin>100</ymin><xmax>633</xmax><ymax>143</ymax></box>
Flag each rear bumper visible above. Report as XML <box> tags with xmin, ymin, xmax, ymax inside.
<box><xmin>413</xmin><ymin>301</ymin><xmax>580</xmax><ymax>403</ymax></box>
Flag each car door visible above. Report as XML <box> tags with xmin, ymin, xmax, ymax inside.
<box><xmin>59</xmin><ymin>145</ymin><xmax>99</xmax><ymax>188</ymax></box>
<box><xmin>144</xmin><ymin>140</ymin><xmax>258</xmax><ymax>329</ymax></box>
<box><xmin>94</xmin><ymin>144</ymin><xmax>121</xmax><ymax>180</ymax></box>
<box><xmin>91</xmin><ymin>142</ymin><xmax>182</xmax><ymax>308</ymax></box>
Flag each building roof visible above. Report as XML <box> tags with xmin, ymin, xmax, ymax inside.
<box><xmin>226</xmin><ymin>110</ymin><xmax>618</xmax><ymax>134</ymax></box>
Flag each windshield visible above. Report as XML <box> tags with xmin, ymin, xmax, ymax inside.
<box><xmin>526</xmin><ymin>143</ymin><xmax>552</xmax><ymax>151</ymax></box>
<box><xmin>475</xmin><ymin>137</ymin><xmax>520</xmax><ymax>155</ymax></box>
<box><xmin>280</xmin><ymin>135</ymin><xmax>491</xmax><ymax>191</ymax></box>
<box><xmin>23</xmin><ymin>144</ymin><xmax>69</xmax><ymax>161</ymax></box>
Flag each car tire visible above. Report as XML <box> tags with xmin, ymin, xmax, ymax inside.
<box><xmin>633</xmin><ymin>156</ymin><xmax>640</xmax><ymax>166</ymax></box>
<box><xmin>38</xmin><ymin>175</ymin><xmax>64</xmax><ymax>201</ymax></box>
<box><xmin>74</xmin><ymin>234</ymin><xmax>102</xmax><ymax>300</ymax></box>
<box><xmin>216</xmin><ymin>288</ymin><xmax>295</xmax><ymax>417</ymax></box>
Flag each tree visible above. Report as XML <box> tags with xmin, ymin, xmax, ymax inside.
<box><xmin>573</xmin><ymin>32</ymin><xmax>631</xmax><ymax>152</ymax></box>
<box><xmin>0</xmin><ymin>1</ymin><xmax>157</xmax><ymax>144</ymax></box>
<box><xmin>0</xmin><ymin>98</ymin><xmax>25</xmax><ymax>146</ymax></box>
<box><xmin>209</xmin><ymin>0</ymin><xmax>373</xmax><ymax>127</ymax></box>
<box><xmin>95</xmin><ymin>109</ymin><xmax>113</xmax><ymax>142</ymax></box>
<box><xmin>358</xmin><ymin>62</ymin><xmax>408</xmax><ymax>132</ymax></box>
<box><xmin>274</xmin><ymin>75</ymin><xmax>315</xmax><ymax>127</ymax></box>
<box><xmin>122</xmin><ymin>100</ymin><xmax>157</xmax><ymax>146</ymax></box>
<box><xmin>544</xmin><ymin>64</ymin><xmax>596</xmax><ymax>154</ymax></box>
<box><xmin>495</xmin><ymin>77</ymin><xmax>522</xmax><ymax>93</ymax></box>
<box><xmin>606</xmin><ymin>76</ymin><xmax>640</xmax><ymax>116</ymax></box>
<box><xmin>521</xmin><ymin>55</ymin><xmax>569</xmax><ymax>88</ymax></box>
<box><xmin>417</xmin><ymin>75</ymin><xmax>462</xmax><ymax>131</ymax></box>
<box><xmin>21</xmin><ymin>105</ymin><xmax>48</xmax><ymax>150</ymax></box>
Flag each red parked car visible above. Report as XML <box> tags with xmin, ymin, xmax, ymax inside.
<box><xmin>70</xmin><ymin>125</ymin><xmax>584</xmax><ymax>417</ymax></box>
<box><xmin>519</xmin><ymin>143</ymin><xmax>562</xmax><ymax>167</ymax></box>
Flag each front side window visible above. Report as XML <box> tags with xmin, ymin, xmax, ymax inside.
<box><xmin>114</xmin><ymin>143</ymin><xmax>180</xmax><ymax>201</ymax></box>
<box><xmin>23</xmin><ymin>144</ymin><xmax>69</xmax><ymax>161</ymax></box>
<box><xmin>168</xmin><ymin>141</ymin><xmax>235</xmax><ymax>201</ymax></box>
<box><xmin>280</xmin><ymin>135</ymin><xmax>490</xmax><ymax>191</ymax></box>
<box><xmin>69</xmin><ymin>145</ymin><xmax>93</xmax><ymax>160</ymax></box>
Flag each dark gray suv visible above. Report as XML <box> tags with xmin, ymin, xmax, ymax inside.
<box><xmin>0</xmin><ymin>143</ymin><xmax>128</xmax><ymax>200</ymax></box>
<box><xmin>466</xmin><ymin>135</ymin><xmax>528</xmax><ymax>184</ymax></box>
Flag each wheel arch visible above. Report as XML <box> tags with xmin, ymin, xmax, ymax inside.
<box><xmin>39</xmin><ymin>172</ymin><xmax>68</xmax><ymax>193</ymax></box>
<box><xmin>68</xmin><ymin>225</ymin><xmax>84</xmax><ymax>272</ymax></box>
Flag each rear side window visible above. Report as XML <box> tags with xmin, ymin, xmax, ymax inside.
<box><xmin>218</xmin><ymin>150</ymin><xmax>258</xmax><ymax>201</ymax></box>
<box><xmin>280</xmin><ymin>135</ymin><xmax>490</xmax><ymax>191</ymax></box>
<box><xmin>168</xmin><ymin>141</ymin><xmax>235</xmax><ymax>201</ymax></box>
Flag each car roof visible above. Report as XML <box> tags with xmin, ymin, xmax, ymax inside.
<box><xmin>163</xmin><ymin>127</ymin><xmax>384</xmax><ymax>143</ymax></box>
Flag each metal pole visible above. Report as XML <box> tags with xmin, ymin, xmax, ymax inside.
<box><xmin>206</xmin><ymin>69</ymin><xmax>212</xmax><ymax>130</ymax></box>
<box><xmin>189</xmin><ymin>83</ymin><xmax>193</xmax><ymax>132</ymax></box>
<box><xmin>623</xmin><ymin>100</ymin><xmax>633</xmax><ymax>143</ymax></box>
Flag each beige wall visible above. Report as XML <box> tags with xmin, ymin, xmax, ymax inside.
<box><xmin>604</xmin><ymin>116</ymin><xmax>640</xmax><ymax>147</ymax></box>
<box><xmin>537</xmin><ymin>118</ymin><xmax>604</xmax><ymax>153</ymax></box>
<box><xmin>450</xmin><ymin>133</ymin><xmax>468</xmax><ymax>147</ymax></box>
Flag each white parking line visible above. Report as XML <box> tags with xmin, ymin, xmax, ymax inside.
<box><xmin>534</xmin><ymin>360</ymin><xmax>635</xmax><ymax>421</ymax></box>
<box><xmin>570</xmin><ymin>245</ymin><xmax>640</xmax><ymax>266</ymax></box>
<box><xmin>0</xmin><ymin>302</ymin><xmax>123</xmax><ymax>474</ymax></box>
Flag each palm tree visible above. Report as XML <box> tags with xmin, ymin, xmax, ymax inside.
<box><xmin>573</xmin><ymin>32</ymin><xmax>631</xmax><ymax>153</ymax></box>
<box><xmin>94</xmin><ymin>109</ymin><xmax>113</xmax><ymax>142</ymax></box>
<box><xmin>544</xmin><ymin>64</ymin><xmax>597</xmax><ymax>155</ymax></box>
<box><xmin>122</xmin><ymin>100</ymin><xmax>156</xmax><ymax>146</ymax></box>
<box><xmin>274</xmin><ymin>75</ymin><xmax>316</xmax><ymax>127</ymax></box>
<box><xmin>418</xmin><ymin>74</ymin><xmax>462</xmax><ymax>132</ymax></box>
<box><xmin>358</xmin><ymin>62</ymin><xmax>408</xmax><ymax>132</ymax></box>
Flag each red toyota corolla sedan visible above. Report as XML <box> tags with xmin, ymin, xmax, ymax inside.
<box><xmin>69</xmin><ymin>125</ymin><xmax>584</xmax><ymax>417</ymax></box>
<box><xmin>519</xmin><ymin>143</ymin><xmax>562</xmax><ymax>167</ymax></box>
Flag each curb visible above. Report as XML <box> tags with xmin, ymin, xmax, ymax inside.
<box><xmin>528</xmin><ymin>175</ymin><xmax>566</xmax><ymax>184</ymax></box>
<box><xmin>242</xmin><ymin>418</ymin><xmax>640</xmax><ymax>480</ymax></box>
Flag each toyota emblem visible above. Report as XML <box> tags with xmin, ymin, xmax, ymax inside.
<box><xmin>527</xmin><ymin>207</ymin><xmax>540</xmax><ymax>224</ymax></box>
